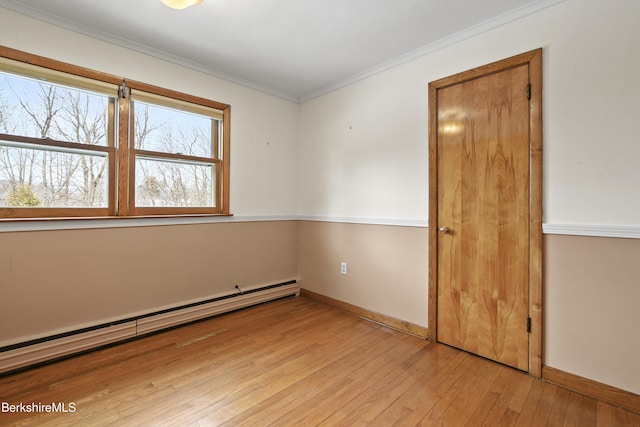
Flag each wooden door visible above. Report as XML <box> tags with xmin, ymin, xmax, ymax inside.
<box><xmin>428</xmin><ymin>50</ymin><xmax>543</xmax><ymax>373</ymax></box>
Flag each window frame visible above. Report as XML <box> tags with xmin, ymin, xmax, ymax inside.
<box><xmin>0</xmin><ymin>46</ymin><xmax>231</xmax><ymax>219</ymax></box>
<box><xmin>127</xmin><ymin>89</ymin><xmax>226</xmax><ymax>216</ymax></box>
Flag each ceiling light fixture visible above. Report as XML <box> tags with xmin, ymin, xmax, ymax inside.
<box><xmin>160</xmin><ymin>0</ymin><xmax>203</xmax><ymax>10</ymax></box>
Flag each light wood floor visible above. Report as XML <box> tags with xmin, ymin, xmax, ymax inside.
<box><xmin>1</xmin><ymin>296</ymin><xmax>638</xmax><ymax>426</ymax></box>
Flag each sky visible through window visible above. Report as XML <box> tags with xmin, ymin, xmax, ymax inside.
<box><xmin>0</xmin><ymin>72</ymin><xmax>109</xmax><ymax>143</ymax></box>
<box><xmin>0</xmin><ymin>71</ymin><xmax>110</xmax><ymax>208</ymax></box>
<box><xmin>133</xmin><ymin>100</ymin><xmax>213</xmax><ymax>158</ymax></box>
<box><xmin>133</xmin><ymin>100</ymin><xmax>217</xmax><ymax>208</ymax></box>
<box><xmin>0</xmin><ymin>70</ymin><xmax>218</xmax><ymax>209</ymax></box>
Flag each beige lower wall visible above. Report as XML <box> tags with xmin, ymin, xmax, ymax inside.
<box><xmin>544</xmin><ymin>234</ymin><xmax>640</xmax><ymax>395</ymax></box>
<box><xmin>298</xmin><ymin>221</ymin><xmax>639</xmax><ymax>395</ymax></box>
<box><xmin>297</xmin><ymin>221</ymin><xmax>429</xmax><ymax>328</ymax></box>
<box><xmin>0</xmin><ymin>221</ymin><xmax>298</xmax><ymax>347</ymax></box>
<box><xmin>2</xmin><ymin>219</ymin><xmax>638</xmax><ymax>396</ymax></box>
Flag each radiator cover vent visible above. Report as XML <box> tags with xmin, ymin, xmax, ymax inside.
<box><xmin>0</xmin><ymin>281</ymin><xmax>299</xmax><ymax>374</ymax></box>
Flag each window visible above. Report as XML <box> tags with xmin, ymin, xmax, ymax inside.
<box><xmin>0</xmin><ymin>47</ymin><xmax>230</xmax><ymax>218</ymax></box>
<box><xmin>129</xmin><ymin>91</ymin><xmax>224</xmax><ymax>215</ymax></box>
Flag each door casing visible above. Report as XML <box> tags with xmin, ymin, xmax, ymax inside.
<box><xmin>428</xmin><ymin>49</ymin><xmax>543</xmax><ymax>377</ymax></box>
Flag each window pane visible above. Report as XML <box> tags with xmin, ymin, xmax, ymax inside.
<box><xmin>0</xmin><ymin>143</ymin><xmax>109</xmax><ymax>208</ymax></box>
<box><xmin>0</xmin><ymin>71</ymin><xmax>111</xmax><ymax>145</ymax></box>
<box><xmin>135</xmin><ymin>157</ymin><xmax>215</xmax><ymax>207</ymax></box>
<box><xmin>133</xmin><ymin>101</ymin><xmax>216</xmax><ymax>158</ymax></box>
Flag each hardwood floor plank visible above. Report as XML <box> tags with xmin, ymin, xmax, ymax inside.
<box><xmin>513</xmin><ymin>375</ymin><xmax>546</xmax><ymax>426</ymax></box>
<box><xmin>575</xmin><ymin>396</ymin><xmax>598</xmax><ymax>427</ymax></box>
<box><xmin>136</xmin><ymin>304</ymin><xmax>350</xmax><ymax>424</ymax></box>
<box><xmin>562</xmin><ymin>393</ymin><xmax>584</xmax><ymax>427</ymax></box>
<box><xmin>103</xmin><ymin>300</ymin><xmax>329</xmax><ymax>420</ymax></box>
<box><xmin>367</xmin><ymin>346</ymin><xmax>468</xmax><ymax>425</ymax></box>
<box><xmin>267</xmin><ymin>334</ymin><xmax>427</xmax><ymax>426</ymax></box>
<box><xmin>482</xmin><ymin>368</ymin><xmax>534</xmax><ymax>425</ymax></box>
<box><xmin>193</xmin><ymin>328</ymin><xmax>383</xmax><ymax>424</ymax></box>
<box><xmin>608</xmin><ymin>404</ymin><xmax>640</xmax><ymax>427</ymax></box>
<box><xmin>316</xmin><ymin>342</ymin><xmax>448</xmax><ymax>426</ymax></box>
<box><xmin>425</xmin><ymin>356</ymin><xmax>504</xmax><ymax>425</ymax></box>
<box><xmin>319</xmin><ymin>345</ymin><xmax>458</xmax><ymax>426</ymax></box>
<box><xmin>2</xmin><ymin>296</ymin><xmax>639</xmax><ymax>426</ymax></box>
<box><xmin>596</xmin><ymin>401</ymin><xmax>617</xmax><ymax>427</ymax></box>
<box><xmin>167</xmin><ymin>307</ymin><xmax>383</xmax><ymax>425</ymax></box>
<box><xmin>376</xmin><ymin>350</ymin><xmax>483</xmax><ymax>425</ymax></box>
<box><xmin>593</xmin><ymin>400</ymin><xmax>640</xmax><ymax>427</ymax></box>
<box><xmin>547</xmin><ymin>386</ymin><xmax>572</xmax><ymax>426</ymax></box>
<box><xmin>529</xmin><ymin>381</ymin><xmax>560</xmax><ymax>426</ymax></box>
<box><xmin>223</xmin><ymin>331</ymin><xmax>419</xmax><ymax>426</ymax></box>
<box><xmin>463</xmin><ymin>362</ymin><xmax>516</xmax><ymax>426</ymax></box>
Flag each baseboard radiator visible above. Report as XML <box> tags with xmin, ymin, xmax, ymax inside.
<box><xmin>0</xmin><ymin>280</ymin><xmax>299</xmax><ymax>374</ymax></box>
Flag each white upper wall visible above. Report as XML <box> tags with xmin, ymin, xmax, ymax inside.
<box><xmin>299</xmin><ymin>0</ymin><xmax>640</xmax><ymax>227</ymax></box>
<box><xmin>3</xmin><ymin>0</ymin><xmax>639</xmax><ymax>225</ymax></box>
<box><xmin>0</xmin><ymin>8</ymin><xmax>300</xmax><ymax>217</ymax></box>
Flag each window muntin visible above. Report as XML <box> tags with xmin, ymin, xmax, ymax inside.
<box><xmin>0</xmin><ymin>48</ymin><xmax>230</xmax><ymax>219</ymax></box>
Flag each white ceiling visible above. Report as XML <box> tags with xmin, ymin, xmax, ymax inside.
<box><xmin>0</xmin><ymin>0</ymin><xmax>561</xmax><ymax>102</ymax></box>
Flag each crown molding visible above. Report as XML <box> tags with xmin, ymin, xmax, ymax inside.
<box><xmin>0</xmin><ymin>0</ymin><xmax>299</xmax><ymax>103</ymax></box>
<box><xmin>299</xmin><ymin>0</ymin><xmax>566</xmax><ymax>102</ymax></box>
<box><xmin>0</xmin><ymin>0</ymin><xmax>565</xmax><ymax>104</ymax></box>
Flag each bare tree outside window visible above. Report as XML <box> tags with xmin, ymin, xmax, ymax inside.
<box><xmin>0</xmin><ymin>47</ymin><xmax>230</xmax><ymax>218</ymax></box>
<box><xmin>133</xmin><ymin>100</ymin><xmax>217</xmax><ymax>208</ymax></box>
<box><xmin>0</xmin><ymin>72</ymin><xmax>110</xmax><ymax>208</ymax></box>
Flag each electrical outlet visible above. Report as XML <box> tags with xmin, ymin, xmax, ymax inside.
<box><xmin>340</xmin><ymin>262</ymin><xmax>348</xmax><ymax>275</ymax></box>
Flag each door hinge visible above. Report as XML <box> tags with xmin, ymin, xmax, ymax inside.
<box><xmin>527</xmin><ymin>317</ymin><xmax>532</xmax><ymax>333</ymax></box>
<box><xmin>526</xmin><ymin>83</ymin><xmax>532</xmax><ymax>100</ymax></box>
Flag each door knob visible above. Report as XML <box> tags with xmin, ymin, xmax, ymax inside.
<box><xmin>439</xmin><ymin>226</ymin><xmax>450</xmax><ymax>234</ymax></box>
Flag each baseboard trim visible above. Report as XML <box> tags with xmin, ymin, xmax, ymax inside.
<box><xmin>542</xmin><ymin>366</ymin><xmax>640</xmax><ymax>414</ymax></box>
<box><xmin>300</xmin><ymin>289</ymin><xmax>428</xmax><ymax>338</ymax></box>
